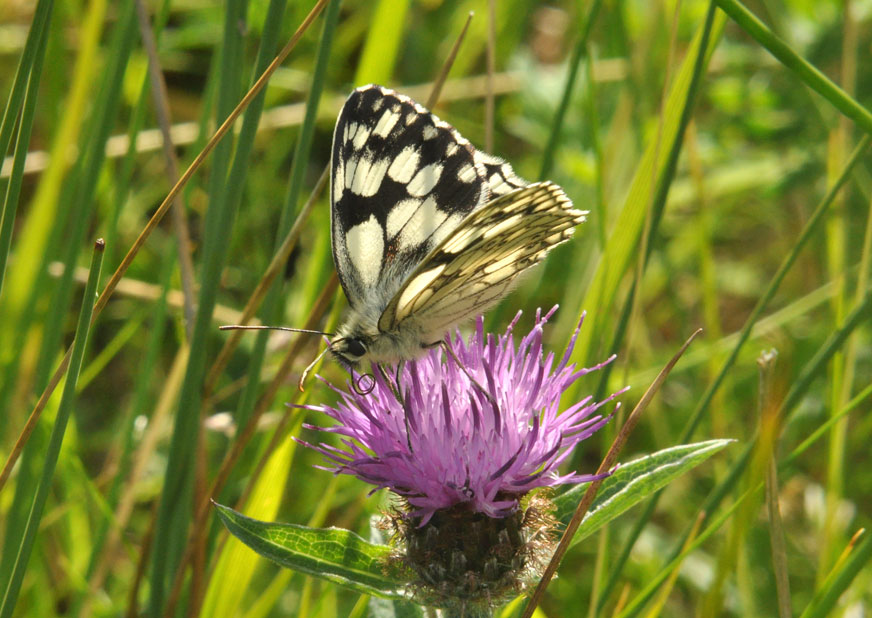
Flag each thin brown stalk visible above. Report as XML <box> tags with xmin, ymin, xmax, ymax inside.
<box><xmin>201</xmin><ymin>9</ymin><xmax>474</xmax><ymax>394</ymax></box>
<box><xmin>522</xmin><ymin>329</ymin><xmax>703</xmax><ymax>618</ymax></box>
<box><xmin>0</xmin><ymin>0</ymin><xmax>331</xmax><ymax>496</ymax></box>
<box><xmin>485</xmin><ymin>0</ymin><xmax>496</xmax><ymax>152</ymax></box>
<box><xmin>203</xmin><ymin>166</ymin><xmax>328</xmax><ymax>395</ymax></box>
<box><xmin>133</xmin><ymin>0</ymin><xmax>196</xmax><ymax>337</ymax></box>
<box><xmin>427</xmin><ymin>12</ymin><xmax>474</xmax><ymax>111</ymax></box>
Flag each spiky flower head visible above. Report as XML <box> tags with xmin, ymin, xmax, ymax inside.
<box><xmin>298</xmin><ymin>308</ymin><xmax>624</xmax><ymax>608</ymax></box>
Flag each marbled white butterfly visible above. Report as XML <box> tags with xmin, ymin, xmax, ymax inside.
<box><xmin>328</xmin><ymin>85</ymin><xmax>586</xmax><ymax>369</ymax></box>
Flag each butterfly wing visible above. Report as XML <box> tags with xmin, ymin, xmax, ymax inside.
<box><xmin>378</xmin><ymin>182</ymin><xmax>586</xmax><ymax>340</ymax></box>
<box><xmin>330</xmin><ymin>85</ymin><xmax>525</xmax><ymax>313</ymax></box>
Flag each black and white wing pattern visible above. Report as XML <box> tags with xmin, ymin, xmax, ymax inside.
<box><xmin>330</xmin><ymin>85</ymin><xmax>525</xmax><ymax>315</ymax></box>
<box><xmin>328</xmin><ymin>84</ymin><xmax>585</xmax><ymax>365</ymax></box>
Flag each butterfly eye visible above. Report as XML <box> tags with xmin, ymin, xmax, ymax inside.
<box><xmin>344</xmin><ymin>338</ymin><xmax>367</xmax><ymax>359</ymax></box>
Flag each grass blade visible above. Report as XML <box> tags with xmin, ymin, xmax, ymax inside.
<box><xmin>758</xmin><ymin>352</ymin><xmax>792</xmax><ymax>618</ymax></box>
<box><xmin>0</xmin><ymin>240</ymin><xmax>104</xmax><ymax>618</ymax></box>
<box><xmin>568</xmin><ymin>7</ymin><xmax>725</xmax><ymax>368</ymax></box>
<box><xmin>353</xmin><ymin>0</ymin><xmax>410</xmax><ymax>85</ymax></box>
<box><xmin>799</xmin><ymin>530</ymin><xmax>872</xmax><ymax>618</ymax></box>
<box><xmin>0</xmin><ymin>0</ymin><xmax>53</xmax><ymax>296</ymax></box>
<box><xmin>538</xmin><ymin>0</ymin><xmax>603</xmax><ymax>181</ymax></box>
<box><xmin>197</xmin><ymin>2</ymin><xmax>340</xmax><ymax>615</ymax></box>
<box><xmin>146</xmin><ymin>0</ymin><xmax>249</xmax><ymax>608</ymax></box>
<box><xmin>714</xmin><ymin>0</ymin><xmax>872</xmax><ymax>135</ymax></box>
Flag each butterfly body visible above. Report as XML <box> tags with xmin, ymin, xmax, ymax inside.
<box><xmin>328</xmin><ymin>85</ymin><xmax>586</xmax><ymax>368</ymax></box>
<box><xmin>331</xmin><ymin>310</ymin><xmax>435</xmax><ymax>367</ymax></box>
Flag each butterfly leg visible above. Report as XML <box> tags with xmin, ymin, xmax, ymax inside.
<box><xmin>439</xmin><ymin>340</ymin><xmax>500</xmax><ymax>414</ymax></box>
<box><xmin>394</xmin><ymin>361</ymin><xmax>404</xmax><ymax>394</ymax></box>
<box><xmin>376</xmin><ymin>363</ymin><xmax>406</xmax><ymax>409</ymax></box>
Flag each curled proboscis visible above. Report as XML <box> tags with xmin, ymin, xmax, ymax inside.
<box><xmin>353</xmin><ymin>372</ymin><xmax>376</xmax><ymax>395</ymax></box>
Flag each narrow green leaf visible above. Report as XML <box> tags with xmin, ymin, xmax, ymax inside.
<box><xmin>0</xmin><ymin>240</ymin><xmax>104</xmax><ymax>618</ymax></box>
<box><xmin>353</xmin><ymin>0</ymin><xmax>410</xmax><ymax>85</ymax></box>
<box><xmin>538</xmin><ymin>0</ymin><xmax>603</xmax><ymax>181</ymax></box>
<box><xmin>554</xmin><ymin>439</ymin><xmax>731</xmax><ymax>545</ymax></box>
<box><xmin>148</xmin><ymin>0</ymin><xmax>248</xmax><ymax>608</ymax></box>
<box><xmin>568</xmin><ymin>10</ymin><xmax>726</xmax><ymax>367</ymax></box>
<box><xmin>799</xmin><ymin>531</ymin><xmax>872</xmax><ymax>618</ymax></box>
<box><xmin>0</xmin><ymin>0</ymin><xmax>54</xmax><ymax>296</ymax></box>
<box><xmin>213</xmin><ymin>503</ymin><xmax>408</xmax><ymax>600</ymax></box>
<box><xmin>715</xmin><ymin>0</ymin><xmax>872</xmax><ymax>135</ymax></box>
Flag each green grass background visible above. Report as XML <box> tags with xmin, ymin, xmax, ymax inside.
<box><xmin>0</xmin><ymin>0</ymin><xmax>870</xmax><ymax>615</ymax></box>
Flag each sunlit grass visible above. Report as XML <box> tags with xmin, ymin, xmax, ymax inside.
<box><xmin>0</xmin><ymin>0</ymin><xmax>870</xmax><ymax>616</ymax></box>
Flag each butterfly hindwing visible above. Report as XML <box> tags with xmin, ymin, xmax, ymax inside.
<box><xmin>378</xmin><ymin>182</ymin><xmax>586</xmax><ymax>340</ymax></box>
<box><xmin>331</xmin><ymin>85</ymin><xmax>506</xmax><ymax>312</ymax></box>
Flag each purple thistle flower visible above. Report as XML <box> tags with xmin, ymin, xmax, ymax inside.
<box><xmin>298</xmin><ymin>307</ymin><xmax>625</xmax><ymax>526</ymax></box>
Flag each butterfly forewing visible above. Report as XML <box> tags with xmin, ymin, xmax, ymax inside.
<box><xmin>331</xmin><ymin>85</ymin><xmax>503</xmax><ymax>312</ymax></box>
<box><xmin>378</xmin><ymin>182</ymin><xmax>586</xmax><ymax>339</ymax></box>
<box><xmin>328</xmin><ymin>85</ymin><xmax>586</xmax><ymax>365</ymax></box>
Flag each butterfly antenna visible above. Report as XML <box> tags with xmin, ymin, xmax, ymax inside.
<box><xmin>298</xmin><ymin>345</ymin><xmax>332</xmax><ymax>391</ymax></box>
<box><xmin>219</xmin><ymin>325</ymin><xmax>334</xmax><ymax>336</ymax></box>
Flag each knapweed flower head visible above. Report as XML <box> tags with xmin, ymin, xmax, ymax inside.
<box><xmin>298</xmin><ymin>308</ymin><xmax>625</xmax><ymax>606</ymax></box>
<box><xmin>301</xmin><ymin>307</ymin><xmax>621</xmax><ymax>523</ymax></box>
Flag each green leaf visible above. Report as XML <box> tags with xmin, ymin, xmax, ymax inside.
<box><xmin>714</xmin><ymin>0</ymin><xmax>872</xmax><ymax>136</ymax></box>
<box><xmin>566</xmin><ymin>10</ymin><xmax>726</xmax><ymax>368</ymax></box>
<box><xmin>799</xmin><ymin>530</ymin><xmax>872</xmax><ymax>618</ymax></box>
<box><xmin>213</xmin><ymin>502</ymin><xmax>408</xmax><ymax>600</ymax></box>
<box><xmin>353</xmin><ymin>0</ymin><xmax>410</xmax><ymax>85</ymax></box>
<box><xmin>554</xmin><ymin>440</ymin><xmax>732</xmax><ymax>546</ymax></box>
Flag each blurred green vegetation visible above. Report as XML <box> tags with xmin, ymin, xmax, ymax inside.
<box><xmin>0</xmin><ymin>0</ymin><xmax>870</xmax><ymax>616</ymax></box>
